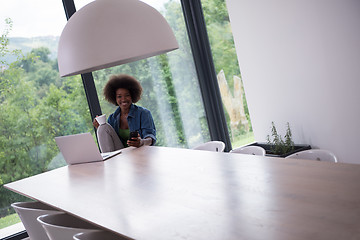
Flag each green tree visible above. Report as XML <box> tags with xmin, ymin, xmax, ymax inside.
<box><xmin>0</xmin><ymin>19</ymin><xmax>91</xmax><ymax>211</ymax></box>
<box><xmin>201</xmin><ymin>0</ymin><xmax>254</xmax><ymax>144</ymax></box>
<box><xmin>31</xmin><ymin>47</ymin><xmax>51</xmax><ymax>63</ymax></box>
<box><xmin>202</xmin><ymin>0</ymin><xmax>240</xmax><ymax>89</ymax></box>
<box><xmin>0</xmin><ymin>18</ymin><xmax>22</xmax><ymax>66</ymax></box>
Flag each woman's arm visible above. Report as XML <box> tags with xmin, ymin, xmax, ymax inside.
<box><xmin>139</xmin><ymin>109</ymin><xmax>156</xmax><ymax>145</ymax></box>
<box><xmin>127</xmin><ymin>106</ymin><xmax>157</xmax><ymax>147</ymax></box>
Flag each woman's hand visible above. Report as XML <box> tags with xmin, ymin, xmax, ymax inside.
<box><xmin>127</xmin><ymin>133</ymin><xmax>142</xmax><ymax>147</ymax></box>
<box><xmin>127</xmin><ymin>136</ymin><xmax>153</xmax><ymax>148</ymax></box>
<box><xmin>93</xmin><ymin>116</ymin><xmax>100</xmax><ymax>129</ymax></box>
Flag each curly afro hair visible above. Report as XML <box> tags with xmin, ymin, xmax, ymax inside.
<box><xmin>103</xmin><ymin>74</ymin><xmax>143</xmax><ymax>105</ymax></box>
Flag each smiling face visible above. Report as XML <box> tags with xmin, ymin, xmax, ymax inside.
<box><xmin>116</xmin><ymin>88</ymin><xmax>132</xmax><ymax>111</ymax></box>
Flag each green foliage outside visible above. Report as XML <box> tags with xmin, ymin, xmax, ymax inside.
<box><xmin>201</xmin><ymin>0</ymin><xmax>253</xmax><ymax>146</ymax></box>
<box><xmin>233</xmin><ymin>131</ymin><xmax>255</xmax><ymax>148</ymax></box>
<box><xmin>202</xmin><ymin>0</ymin><xmax>241</xmax><ymax>88</ymax></box>
<box><xmin>0</xmin><ymin>0</ymin><xmax>254</xmax><ymax>229</ymax></box>
<box><xmin>0</xmin><ymin>213</ymin><xmax>20</xmax><ymax>229</ymax></box>
<box><xmin>0</xmin><ymin>18</ymin><xmax>92</xmax><ymax>219</ymax></box>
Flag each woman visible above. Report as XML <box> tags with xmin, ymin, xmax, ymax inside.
<box><xmin>93</xmin><ymin>74</ymin><xmax>156</xmax><ymax>152</ymax></box>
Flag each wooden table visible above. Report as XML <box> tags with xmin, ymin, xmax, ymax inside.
<box><xmin>5</xmin><ymin>146</ymin><xmax>360</xmax><ymax>240</ymax></box>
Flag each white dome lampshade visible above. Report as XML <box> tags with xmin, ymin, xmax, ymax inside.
<box><xmin>58</xmin><ymin>0</ymin><xmax>179</xmax><ymax>77</ymax></box>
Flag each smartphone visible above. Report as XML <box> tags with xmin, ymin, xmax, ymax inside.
<box><xmin>129</xmin><ymin>131</ymin><xmax>138</xmax><ymax>141</ymax></box>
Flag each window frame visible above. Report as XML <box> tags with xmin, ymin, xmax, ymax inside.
<box><xmin>180</xmin><ymin>0</ymin><xmax>232</xmax><ymax>151</ymax></box>
<box><xmin>2</xmin><ymin>231</ymin><xmax>28</xmax><ymax>240</ymax></box>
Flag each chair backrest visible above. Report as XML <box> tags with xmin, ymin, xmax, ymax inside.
<box><xmin>230</xmin><ymin>146</ymin><xmax>266</xmax><ymax>156</ymax></box>
<box><xmin>11</xmin><ymin>201</ymin><xmax>61</xmax><ymax>240</ymax></box>
<box><xmin>192</xmin><ymin>141</ymin><xmax>226</xmax><ymax>152</ymax></box>
<box><xmin>37</xmin><ymin>213</ymin><xmax>99</xmax><ymax>240</ymax></box>
<box><xmin>285</xmin><ymin>149</ymin><xmax>338</xmax><ymax>163</ymax></box>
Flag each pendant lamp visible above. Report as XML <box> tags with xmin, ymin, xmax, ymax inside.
<box><xmin>58</xmin><ymin>0</ymin><xmax>179</xmax><ymax>77</ymax></box>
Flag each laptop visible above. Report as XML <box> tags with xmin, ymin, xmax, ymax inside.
<box><xmin>55</xmin><ymin>132</ymin><xmax>121</xmax><ymax>165</ymax></box>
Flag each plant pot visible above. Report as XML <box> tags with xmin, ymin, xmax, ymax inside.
<box><xmin>245</xmin><ymin>142</ymin><xmax>311</xmax><ymax>158</ymax></box>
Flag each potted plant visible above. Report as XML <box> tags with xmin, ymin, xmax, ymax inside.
<box><xmin>246</xmin><ymin>122</ymin><xmax>311</xmax><ymax>157</ymax></box>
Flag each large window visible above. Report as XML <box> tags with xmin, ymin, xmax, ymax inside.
<box><xmin>0</xmin><ymin>0</ymin><xmax>211</xmax><ymax>238</ymax></box>
<box><xmin>0</xmin><ymin>1</ymin><xmax>92</xmax><ymax>238</ymax></box>
<box><xmin>0</xmin><ymin>0</ymin><xmax>247</xmax><ymax>238</ymax></box>
<box><xmin>86</xmin><ymin>0</ymin><xmax>211</xmax><ymax>148</ymax></box>
<box><xmin>201</xmin><ymin>0</ymin><xmax>254</xmax><ymax>148</ymax></box>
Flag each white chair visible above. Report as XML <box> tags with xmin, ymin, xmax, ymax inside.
<box><xmin>37</xmin><ymin>213</ymin><xmax>99</xmax><ymax>240</ymax></box>
<box><xmin>11</xmin><ymin>201</ymin><xmax>62</xmax><ymax>240</ymax></box>
<box><xmin>74</xmin><ymin>230</ymin><xmax>128</xmax><ymax>240</ymax></box>
<box><xmin>192</xmin><ymin>141</ymin><xmax>226</xmax><ymax>152</ymax></box>
<box><xmin>285</xmin><ymin>149</ymin><xmax>338</xmax><ymax>163</ymax></box>
<box><xmin>230</xmin><ymin>146</ymin><xmax>266</xmax><ymax>156</ymax></box>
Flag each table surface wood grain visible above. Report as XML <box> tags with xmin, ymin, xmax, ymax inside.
<box><xmin>5</xmin><ymin>146</ymin><xmax>360</xmax><ymax>240</ymax></box>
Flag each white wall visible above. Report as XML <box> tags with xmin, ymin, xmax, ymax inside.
<box><xmin>225</xmin><ymin>0</ymin><xmax>360</xmax><ymax>163</ymax></box>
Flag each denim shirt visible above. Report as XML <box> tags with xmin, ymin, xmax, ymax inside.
<box><xmin>107</xmin><ymin>104</ymin><xmax>156</xmax><ymax>145</ymax></box>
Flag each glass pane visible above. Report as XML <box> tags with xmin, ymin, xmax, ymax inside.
<box><xmin>0</xmin><ymin>2</ymin><xmax>92</xmax><ymax>238</ymax></box>
<box><xmin>201</xmin><ymin>0</ymin><xmax>255</xmax><ymax>148</ymax></box>
<box><xmin>75</xmin><ymin>0</ymin><xmax>211</xmax><ymax>148</ymax></box>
